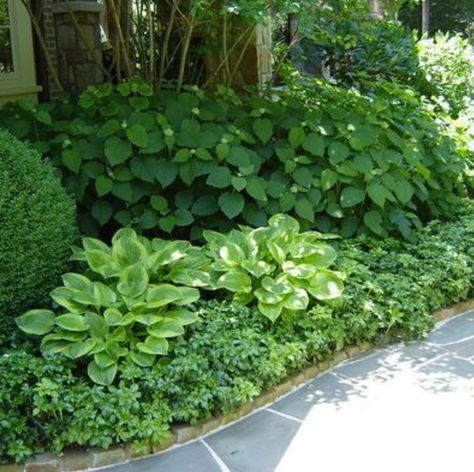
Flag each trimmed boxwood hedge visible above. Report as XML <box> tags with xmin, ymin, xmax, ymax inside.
<box><xmin>0</xmin><ymin>130</ymin><xmax>77</xmax><ymax>339</ymax></box>
<box><xmin>1</xmin><ymin>203</ymin><xmax>474</xmax><ymax>463</ymax></box>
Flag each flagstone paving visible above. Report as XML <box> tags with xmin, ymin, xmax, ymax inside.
<box><xmin>105</xmin><ymin>311</ymin><xmax>474</xmax><ymax>472</ymax></box>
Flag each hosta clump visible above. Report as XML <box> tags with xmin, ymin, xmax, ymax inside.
<box><xmin>204</xmin><ymin>214</ymin><xmax>344</xmax><ymax>321</ymax></box>
<box><xmin>16</xmin><ymin>229</ymin><xmax>210</xmax><ymax>385</ymax></box>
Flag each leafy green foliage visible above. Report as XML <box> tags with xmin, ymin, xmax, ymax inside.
<box><xmin>0</xmin><ymin>351</ymin><xmax>171</xmax><ymax>463</ymax></box>
<box><xmin>284</xmin><ymin>78</ymin><xmax>466</xmax><ymax>238</ymax></box>
<box><xmin>16</xmin><ymin>228</ymin><xmax>209</xmax><ymax>385</ymax></box>
<box><xmin>0</xmin><ymin>77</ymin><xmax>464</xmax><ymax>240</ymax></box>
<box><xmin>418</xmin><ymin>33</ymin><xmax>474</xmax><ymax>116</ymax></box>
<box><xmin>204</xmin><ymin>214</ymin><xmax>344</xmax><ymax>321</ymax></box>
<box><xmin>0</xmin><ymin>130</ymin><xmax>77</xmax><ymax>340</ymax></box>
<box><xmin>4</xmin><ymin>206</ymin><xmax>474</xmax><ymax>463</ymax></box>
<box><xmin>400</xmin><ymin>0</ymin><xmax>474</xmax><ymax>38</ymax></box>
<box><xmin>293</xmin><ymin>10</ymin><xmax>423</xmax><ymax>88</ymax></box>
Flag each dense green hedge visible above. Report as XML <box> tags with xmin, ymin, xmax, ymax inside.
<box><xmin>0</xmin><ymin>130</ymin><xmax>77</xmax><ymax>337</ymax></box>
<box><xmin>2</xmin><ymin>205</ymin><xmax>474</xmax><ymax>463</ymax></box>
<box><xmin>0</xmin><ymin>78</ymin><xmax>465</xmax><ymax>240</ymax></box>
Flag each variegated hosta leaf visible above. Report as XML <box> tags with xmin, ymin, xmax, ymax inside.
<box><xmin>55</xmin><ymin>314</ymin><xmax>89</xmax><ymax>332</ymax></box>
<box><xmin>112</xmin><ymin>234</ymin><xmax>148</xmax><ymax>268</ymax></box>
<box><xmin>84</xmin><ymin>249</ymin><xmax>119</xmax><ymax>278</ymax></box>
<box><xmin>16</xmin><ymin>309</ymin><xmax>56</xmax><ymax>335</ymax></box>
<box><xmin>137</xmin><ymin>336</ymin><xmax>169</xmax><ymax>355</ymax></box>
<box><xmin>149</xmin><ymin>240</ymin><xmax>189</xmax><ymax>267</ymax></box>
<box><xmin>261</xmin><ymin>276</ymin><xmax>292</xmax><ymax>296</ymax></box>
<box><xmin>268</xmin><ymin>213</ymin><xmax>300</xmax><ymax>233</ymax></box>
<box><xmin>117</xmin><ymin>263</ymin><xmax>149</xmax><ymax>297</ymax></box>
<box><xmin>147</xmin><ymin>319</ymin><xmax>185</xmax><ymax>338</ymax></box>
<box><xmin>307</xmin><ymin>270</ymin><xmax>344</xmax><ymax>300</ymax></box>
<box><xmin>282</xmin><ymin>262</ymin><xmax>317</xmax><ymax>279</ymax></box>
<box><xmin>63</xmin><ymin>339</ymin><xmax>97</xmax><ymax>359</ymax></box>
<box><xmin>217</xmin><ymin>270</ymin><xmax>252</xmax><ymax>293</ymax></box>
<box><xmin>254</xmin><ymin>288</ymin><xmax>285</xmax><ymax>305</ymax></box>
<box><xmin>87</xmin><ymin>360</ymin><xmax>117</xmax><ymax>386</ymax></box>
<box><xmin>104</xmin><ymin>308</ymin><xmax>124</xmax><ymax>326</ymax></box>
<box><xmin>283</xmin><ymin>288</ymin><xmax>309</xmax><ymax>311</ymax></box>
<box><xmin>146</xmin><ymin>284</ymin><xmax>200</xmax><ymax>308</ymax></box>
<box><xmin>258</xmin><ymin>300</ymin><xmax>286</xmax><ymax>322</ymax></box>
<box><xmin>83</xmin><ymin>237</ymin><xmax>111</xmax><ymax>254</ymax></box>
<box><xmin>169</xmin><ymin>269</ymin><xmax>211</xmax><ymax>287</ymax></box>
<box><xmin>267</xmin><ymin>241</ymin><xmax>286</xmax><ymax>264</ymax></box>
<box><xmin>219</xmin><ymin>242</ymin><xmax>246</xmax><ymax>266</ymax></box>
<box><xmin>241</xmin><ymin>260</ymin><xmax>274</xmax><ymax>278</ymax></box>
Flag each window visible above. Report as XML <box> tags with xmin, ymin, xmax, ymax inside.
<box><xmin>0</xmin><ymin>0</ymin><xmax>40</xmax><ymax>105</ymax></box>
<box><xmin>0</xmin><ymin>0</ymin><xmax>13</xmax><ymax>74</ymax></box>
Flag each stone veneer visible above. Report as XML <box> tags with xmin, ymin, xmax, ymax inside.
<box><xmin>1</xmin><ymin>297</ymin><xmax>474</xmax><ymax>472</ymax></box>
<box><xmin>52</xmin><ymin>1</ymin><xmax>104</xmax><ymax>93</ymax></box>
<box><xmin>38</xmin><ymin>0</ymin><xmax>104</xmax><ymax>96</ymax></box>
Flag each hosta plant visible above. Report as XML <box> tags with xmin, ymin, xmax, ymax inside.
<box><xmin>16</xmin><ymin>229</ymin><xmax>210</xmax><ymax>385</ymax></box>
<box><xmin>204</xmin><ymin>214</ymin><xmax>345</xmax><ymax>321</ymax></box>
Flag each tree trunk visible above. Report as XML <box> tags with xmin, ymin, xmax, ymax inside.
<box><xmin>368</xmin><ymin>0</ymin><xmax>385</xmax><ymax>18</ymax></box>
<box><xmin>421</xmin><ymin>0</ymin><xmax>430</xmax><ymax>35</ymax></box>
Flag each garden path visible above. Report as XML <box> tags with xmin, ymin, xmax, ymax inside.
<box><xmin>105</xmin><ymin>311</ymin><xmax>474</xmax><ymax>472</ymax></box>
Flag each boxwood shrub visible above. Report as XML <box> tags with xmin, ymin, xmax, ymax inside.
<box><xmin>2</xmin><ymin>205</ymin><xmax>474</xmax><ymax>464</ymax></box>
<box><xmin>0</xmin><ymin>77</ymin><xmax>465</xmax><ymax>240</ymax></box>
<box><xmin>0</xmin><ymin>130</ymin><xmax>77</xmax><ymax>339</ymax></box>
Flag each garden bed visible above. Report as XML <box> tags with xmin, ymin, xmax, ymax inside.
<box><xmin>3</xmin><ymin>297</ymin><xmax>474</xmax><ymax>472</ymax></box>
<box><xmin>2</xmin><ymin>207</ymin><xmax>474</xmax><ymax>468</ymax></box>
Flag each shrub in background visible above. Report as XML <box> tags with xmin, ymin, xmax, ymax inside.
<box><xmin>302</xmin><ymin>14</ymin><xmax>423</xmax><ymax>88</ymax></box>
<box><xmin>418</xmin><ymin>33</ymin><xmax>474</xmax><ymax>116</ymax></box>
<box><xmin>0</xmin><ymin>130</ymin><xmax>77</xmax><ymax>338</ymax></box>
<box><xmin>0</xmin><ymin>77</ymin><xmax>465</xmax><ymax>241</ymax></box>
<box><xmin>285</xmin><ymin>78</ymin><xmax>466</xmax><ymax>238</ymax></box>
<box><xmin>442</xmin><ymin>100</ymin><xmax>474</xmax><ymax>195</ymax></box>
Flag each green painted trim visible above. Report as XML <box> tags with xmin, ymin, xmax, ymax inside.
<box><xmin>0</xmin><ymin>85</ymin><xmax>42</xmax><ymax>96</ymax></box>
<box><xmin>0</xmin><ymin>89</ymin><xmax>41</xmax><ymax>106</ymax></box>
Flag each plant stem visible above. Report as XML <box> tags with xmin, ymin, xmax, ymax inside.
<box><xmin>176</xmin><ymin>10</ymin><xmax>196</xmax><ymax>92</ymax></box>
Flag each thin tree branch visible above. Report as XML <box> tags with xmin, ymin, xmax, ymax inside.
<box><xmin>176</xmin><ymin>10</ymin><xmax>196</xmax><ymax>92</ymax></box>
<box><xmin>203</xmin><ymin>24</ymin><xmax>253</xmax><ymax>89</ymax></box>
<box><xmin>108</xmin><ymin>0</ymin><xmax>132</xmax><ymax>78</ymax></box>
<box><xmin>228</xmin><ymin>26</ymin><xmax>255</xmax><ymax>86</ymax></box>
<box><xmin>158</xmin><ymin>0</ymin><xmax>179</xmax><ymax>89</ymax></box>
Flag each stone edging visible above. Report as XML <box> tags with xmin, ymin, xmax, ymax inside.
<box><xmin>3</xmin><ymin>298</ymin><xmax>474</xmax><ymax>472</ymax></box>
